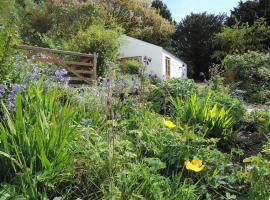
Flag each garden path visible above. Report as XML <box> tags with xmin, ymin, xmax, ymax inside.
<box><xmin>244</xmin><ymin>103</ymin><xmax>270</xmax><ymax>113</ymax></box>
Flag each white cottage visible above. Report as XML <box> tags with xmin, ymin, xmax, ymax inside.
<box><xmin>119</xmin><ymin>35</ymin><xmax>187</xmax><ymax>79</ymax></box>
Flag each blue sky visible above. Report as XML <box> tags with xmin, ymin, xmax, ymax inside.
<box><xmin>163</xmin><ymin>0</ymin><xmax>241</xmax><ymax>22</ymax></box>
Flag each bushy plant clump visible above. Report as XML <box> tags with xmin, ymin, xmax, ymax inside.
<box><xmin>170</xmin><ymin>92</ymin><xmax>234</xmax><ymax>142</ymax></box>
<box><xmin>148</xmin><ymin>78</ymin><xmax>197</xmax><ymax>113</ymax></box>
<box><xmin>223</xmin><ymin>51</ymin><xmax>270</xmax><ymax>103</ymax></box>
<box><xmin>249</xmin><ymin>109</ymin><xmax>270</xmax><ymax>135</ymax></box>
<box><xmin>198</xmin><ymin>88</ymin><xmax>246</xmax><ymax>123</ymax></box>
<box><xmin>0</xmin><ymin>83</ymin><xmax>81</xmax><ymax>198</ymax></box>
<box><xmin>148</xmin><ymin>78</ymin><xmax>245</xmax><ymax>124</ymax></box>
<box><xmin>0</xmin><ymin>22</ymin><xmax>21</xmax><ymax>82</ymax></box>
<box><xmin>121</xmin><ymin>59</ymin><xmax>144</xmax><ymax>75</ymax></box>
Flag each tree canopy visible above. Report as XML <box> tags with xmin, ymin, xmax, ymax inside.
<box><xmin>173</xmin><ymin>12</ymin><xmax>224</xmax><ymax>78</ymax></box>
<box><xmin>213</xmin><ymin>19</ymin><xmax>270</xmax><ymax>61</ymax></box>
<box><xmin>151</xmin><ymin>0</ymin><xmax>173</xmax><ymax>22</ymax></box>
<box><xmin>96</xmin><ymin>0</ymin><xmax>175</xmax><ymax>48</ymax></box>
<box><xmin>226</xmin><ymin>0</ymin><xmax>270</xmax><ymax>26</ymax></box>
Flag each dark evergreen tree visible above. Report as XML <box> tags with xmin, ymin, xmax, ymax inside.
<box><xmin>226</xmin><ymin>0</ymin><xmax>270</xmax><ymax>26</ymax></box>
<box><xmin>173</xmin><ymin>12</ymin><xmax>224</xmax><ymax>79</ymax></box>
<box><xmin>226</xmin><ymin>0</ymin><xmax>270</xmax><ymax>48</ymax></box>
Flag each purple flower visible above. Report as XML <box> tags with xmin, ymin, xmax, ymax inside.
<box><xmin>22</xmin><ymin>64</ymin><xmax>45</xmax><ymax>84</ymax></box>
<box><xmin>81</xmin><ymin>118</ymin><xmax>92</xmax><ymax>125</ymax></box>
<box><xmin>0</xmin><ymin>84</ymin><xmax>7</xmax><ymax>96</ymax></box>
<box><xmin>55</xmin><ymin>69</ymin><xmax>68</xmax><ymax>78</ymax></box>
<box><xmin>11</xmin><ymin>84</ymin><xmax>26</xmax><ymax>94</ymax></box>
<box><xmin>7</xmin><ymin>84</ymin><xmax>26</xmax><ymax>110</ymax></box>
<box><xmin>102</xmin><ymin>78</ymin><xmax>113</xmax><ymax>88</ymax></box>
<box><xmin>44</xmin><ymin>81</ymin><xmax>49</xmax><ymax>93</ymax></box>
<box><xmin>115</xmin><ymin>79</ymin><xmax>123</xmax><ymax>97</ymax></box>
<box><xmin>64</xmin><ymin>77</ymin><xmax>70</xmax><ymax>85</ymax></box>
<box><xmin>7</xmin><ymin>101</ymin><xmax>15</xmax><ymax>110</ymax></box>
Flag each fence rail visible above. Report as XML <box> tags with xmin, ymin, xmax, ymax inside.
<box><xmin>18</xmin><ymin>45</ymin><xmax>98</xmax><ymax>85</ymax></box>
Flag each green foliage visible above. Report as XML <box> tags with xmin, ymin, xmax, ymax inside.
<box><xmin>64</xmin><ymin>25</ymin><xmax>122</xmax><ymax>76</ymax></box>
<box><xmin>97</xmin><ymin>0</ymin><xmax>175</xmax><ymax>48</ymax></box>
<box><xmin>14</xmin><ymin>1</ymin><xmax>122</xmax><ymax>77</ymax></box>
<box><xmin>226</xmin><ymin>0</ymin><xmax>270</xmax><ymax>26</ymax></box>
<box><xmin>0</xmin><ymin>0</ymin><xmax>17</xmax><ymax>24</ymax></box>
<box><xmin>170</xmin><ymin>93</ymin><xmax>234</xmax><ymax>142</ymax></box>
<box><xmin>0</xmin><ymin>82</ymin><xmax>81</xmax><ymax>198</ymax></box>
<box><xmin>249</xmin><ymin>109</ymin><xmax>270</xmax><ymax>134</ymax></box>
<box><xmin>18</xmin><ymin>1</ymin><xmax>105</xmax><ymax>45</ymax></box>
<box><xmin>213</xmin><ymin>19</ymin><xmax>270</xmax><ymax>61</ymax></box>
<box><xmin>0</xmin><ymin>21</ymin><xmax>20</xmax><ymax>82</ymax></box>
<box><xmin>17</xmin><ymin>0</ymin><xmax>174</xmax><ymax>51</ymax></box>
<box><xmin>123</xmin><ymin>60</ymin><xmax>144</xmax><ymax>75</ymax></box>
<box><xmin>198</xmin><ymin>88</ymin><xmax>245</xmax><ymax>123</ymax></box>
<box><xmin>243</xmin><ymin>155</ymin><xmax>270</xmax><ymax>199</ymax></box>
<box><xmin>174</xmin><ymin>12</ymin><xmax>224</xmax><ymax>78</ymax></box>
<box><xmin>1</xmin><ymin>0</ymin><xmax>270</xmax><ymax>198</ymax></box>
<box><xmin>148</xmin><ymin>78</ymin><xmax>197</xmax><ymax>113</ymax></box>
<box><xmin>222</xmin><ymin>51</ymin><xmax>270</xmax><ymax>103</ymax></box>
<box><xmin>151</xmin><ymin>0</ymin><xmax>173</xmax><ymax>22</ymax></box>
<box><xmin>0</xmin><ymin>78</ymin><xmax>268</xmax><ymax>199</ymax></box>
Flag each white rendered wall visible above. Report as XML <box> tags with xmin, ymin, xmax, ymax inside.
<box><xmin>119</xmin><ymin>36</ymin><xmax>163</xmax><ymax>78</ymax></box>
<box><xmin>162</xmin><ymin>50</ymin><xmax>187</xmax><ymax>79</ymax></box>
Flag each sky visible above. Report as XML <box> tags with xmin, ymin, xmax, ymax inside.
<box><xmin>163</xmin><ymin>0</ymin><xmax>241</xmax><ymax>22</ymax></box>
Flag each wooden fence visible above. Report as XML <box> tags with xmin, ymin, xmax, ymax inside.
<box><xmin>18</xmin><ymin>45</ymin><xmax>98</xmax><ymax>85</ymax></box>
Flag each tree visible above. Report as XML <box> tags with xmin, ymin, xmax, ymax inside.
<box><xmin>97</xmin><ymin>0</ymin><xmax>175</xmax><ymax>48</ymax></box>
<box><xmin>173</xmin><ymin>12</ymin><xmax>224</xmax><ymax>79</ymax></box>
<box><xmin>226</xmin><ymin>0</ymin><xmax>270</xmax><ymax>26</ymax></box>
<box><xmin>213</xmin><ymin>19</ymin><xmax>270</xmax><ymax>61</ymax></box>
<box><xmin>151</xmin><ymin>0</ymin><xmax>173</xmax><ymax>22</ymax></box>
<box><xmin>16</xmin><ymin>0</ymin><xmax>106</xmax><ymax>45</ymax></box>
<box><xmin>226</xmin><ymin>1</ymin><xmax>260</xmax><ymax>26</ymax></box>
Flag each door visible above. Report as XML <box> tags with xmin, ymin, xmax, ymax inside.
<box><xmin>165</xmin><ymin>56</ymin><xmax>171</xmax><ymax>80</ymax></box>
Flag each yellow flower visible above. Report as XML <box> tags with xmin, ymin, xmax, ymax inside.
<box><xmin>184</xmin><ymin>157</ymin><xmax>205</xmax><ymax>172</ymax></box>
<box><xmin>258</xmin><ymin>117</ymin><xmax>266</xmax><ymax>123</ymax></box>
<box><xmin>163</xmin><ymin>120</ymin><xmax>176</xmax><ymax>129</ymax></box>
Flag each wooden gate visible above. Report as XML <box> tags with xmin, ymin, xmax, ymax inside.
<box><xmin>18</xmin><ymin>45</ymin><xmax>98</xmax><ymax>85</ymax></box>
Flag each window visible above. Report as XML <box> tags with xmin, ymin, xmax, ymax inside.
<box><xmin>165</xmin><ymin>57</ymin><xmax>171</xmax><ymax>79</ymax></box>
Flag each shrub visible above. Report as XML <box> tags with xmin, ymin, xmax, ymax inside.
<box><xmin>222</xmin><ymin>51</ymin><xmax>270</xmax><ymax>103</ymax></box>
<box><xmin>148</xmin><ymin>78</ymin><xmax>197</xmax><ymax>113</ymax></box>
<box><xmin>19</xmin><ymin>1</ymin><xmax>105</xmax><ymax>45</ymax></box>
<box><xmin>249</xmin><ymin>109</ymin><xmax>270</xmax><ymax>134</ymax></box>
<box><xmin>243</xmin><ymin>155</ymin><xmax>270</xmax><ymax>199</ymax></box>
<box><xmin>64</xmin><ymin>25</ymin><xmax>122</xmax><ymax>76</ymax></box>
<box><xmin>122</xmin><ymin>60</ymin><xmax>144</xmax><ymax>75</ymax></box>
<box><xmin>0</xmin><ymin>21</ymin><xmax>20</xmax><ymax>82</ymax></box>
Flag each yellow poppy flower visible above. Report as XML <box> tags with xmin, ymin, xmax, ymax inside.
<box><xmin>163</xmin><ymin>120</ymin><xmax>176</xmax><ymax>129</ymax></box>
<box><xmin>258</xmin><ymin>117</ymin><xmax>266</xmax><ymax>123</ymax></box>
<box><xmin>184</xmin><ymin>157</ymin><xmax>205</xmax><ymax>172</ymax></box>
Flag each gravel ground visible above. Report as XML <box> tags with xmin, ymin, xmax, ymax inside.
<box><xmin>244</xmin><ymin>102</ymin><xmax>270</xmax><ymax>113</ymax></box>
